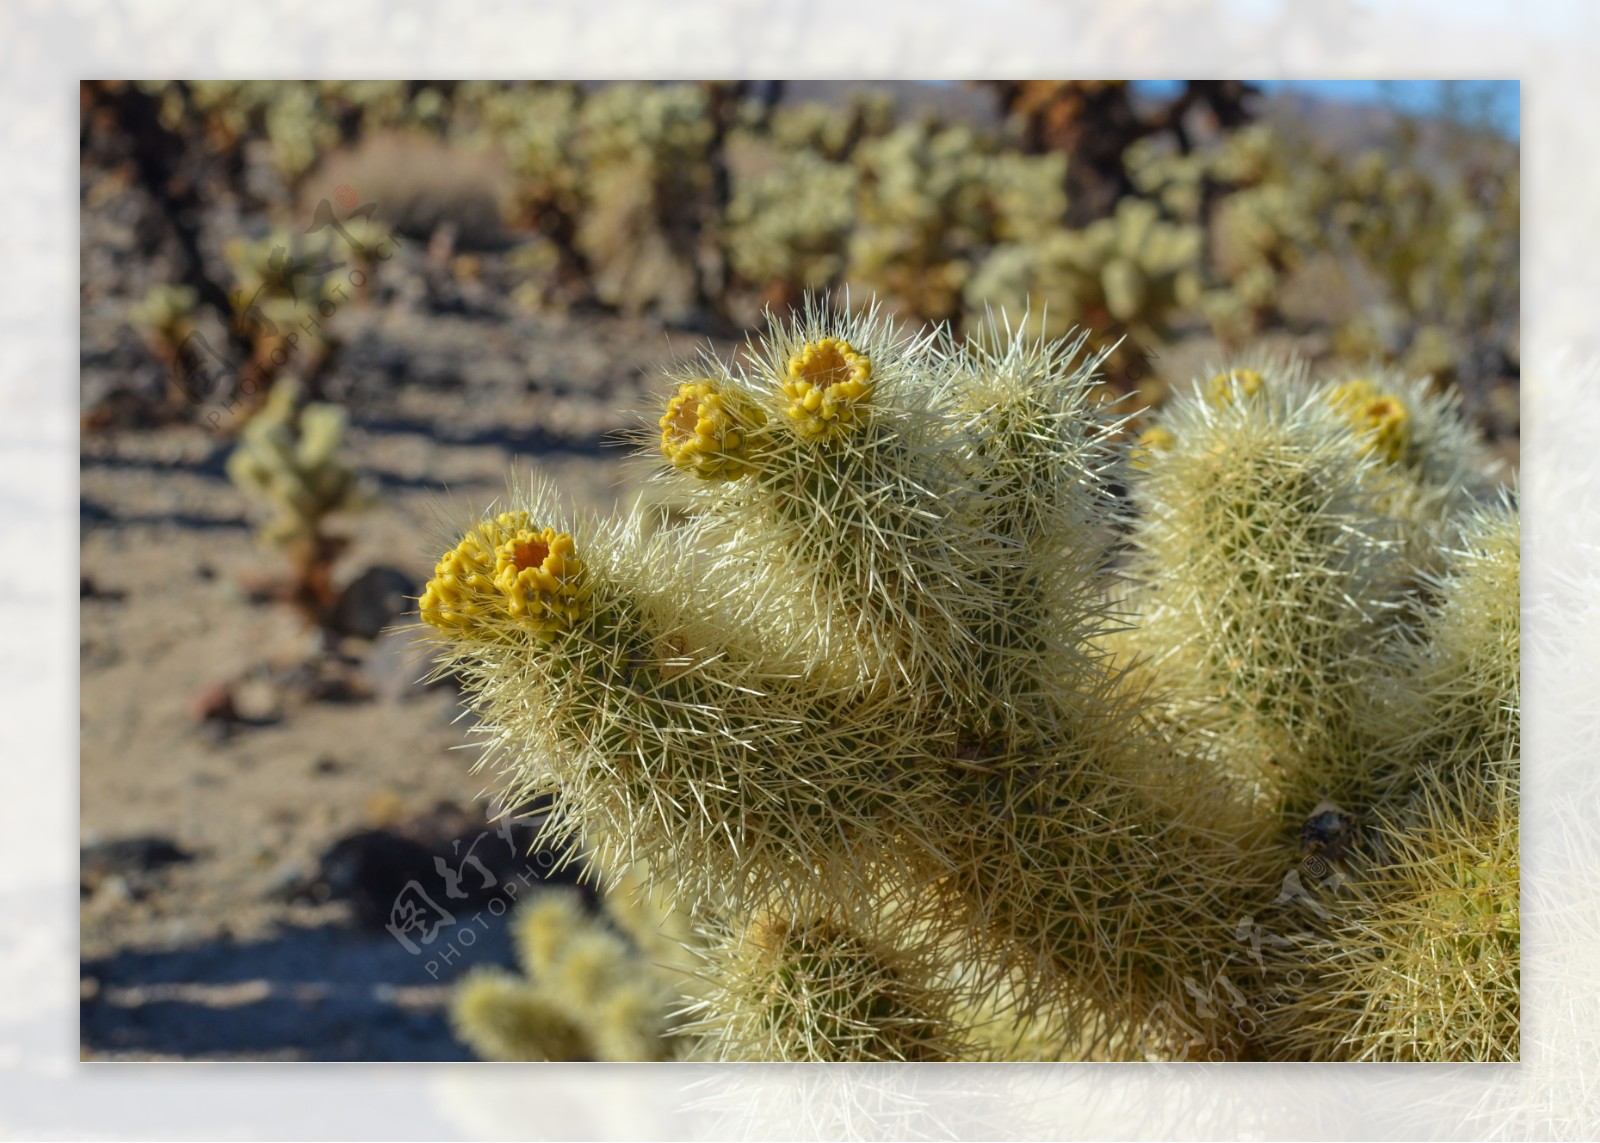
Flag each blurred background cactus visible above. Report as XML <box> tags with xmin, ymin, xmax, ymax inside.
<box><xmin>226</xmin><ymin>378</ymin><xmax>369</xmax><ymax>632</ymax></box>
<box><xmin>963</xmin><ymin>196</ymin><xmax>1200</xmax><ymax>400</ymax></box>
<box><xmin>453</xmin><ymin>884</ymin><xmax>693</xmax><ymax>1061</ymax></box>
<box><xmin>88</xmin><ymin>79</ymin><xmax>1517</xmax><ymax>433</ymax></box>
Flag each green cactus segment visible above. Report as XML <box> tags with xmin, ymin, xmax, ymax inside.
<box><xmin>682</xmin><ymin>906</ymin><xmax>967</xmax><ymax>1062</ymax></box>
<box><xmin>422</xmin><ymin>478</ymin><xmax>955</xmax><ymax>914</ymax></box>
<box><xmin>930</xmin><ymin>320</ymin><xmax>1129</xmax><ymax>747</ymax></box>
<box><xmin>1257</xmin><ymin>770</ymin><xmax>1519</xmax><ymax>1062</ymax></box>
<box><xmin>939</xmin><ymin>650</ymin><xmax>1289</xmax><ymax>1052</ymax></box>
<box><xmin>452</xmin><ymin>969</ymin><xmax>596</xmax><ymax>1062</ymax></box>
<box><xmin>1121</xmin><ymin>368</ymin><xmax>1404</xmax><ymax>809</ymax></box>
<box><xmin>1368</xmin><ymin>493</ymin><xmax>1520</xmax><ymax>796</ymax></box>
<box><xmin>653</xmin><ymin>298</ymin><xmax>989</xmax><ymax>697</ymax></box>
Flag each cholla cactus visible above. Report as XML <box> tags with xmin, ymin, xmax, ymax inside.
<box><xmin>1366</xmin><ymin>493</ymin><xmax>1520</xmax><ymax>795</ymax></box>
<box><xmin>680</xmin><ymin>901</ymin><xmax>968</xmax><ymax>1062</ymax></box>
<box><xmin>419</xmin><ymin>294</ymin><xmax>1515</xmax><ymax>1061</ymax></box>
<box><xmin>846</xmin><ymin>123</ymin><xmax>1068</xmax><ymax>325</ymax></box>
<box><xmin>766</xmin><ymin>92</ymin><xmax>895</xmax><ymax>162</ymax></box>
<box><xmin>227</xmin><ymin>378</ymin><xmax>368</xmax><ymax>627</ymax></box>
<box><xmin>724</xmin><ymin>149</ymin><xmax>858</xmax><ymax>301</ymax></box>
<box><xmin>570</xmin><ymin>83</ymin><xmax>720</xmax><ymax>315</ymax></box>
<box><xmin>1117</xmin><ymin>360</ymin><xmax>1394</xmax><ymax>809</ymax></box>
<box><xmin>221</xmin><ymin>229</ymin><xmax>344</xmax><ymax>391</ymax></box>
<box><xmin>963</xmin><ymin>197</ymin><xmax>1202</xmax><ymax>353</ymax></box>
<box><xmin>131</xmin><ymin>283</ymin><xmax>199</xmax><ymax>375</ymax></box>
<box><xmin>452</xmin><ymin>888</ymin><xmax>683</xmax><ymax>1061</ymax></box>
<box><xmin>1116</xmin><ymin>359</ymin><xmax>1499</xmax><ymax>812</ymax></box>
<box><xmin>227</xmin><ymin>379</ymin><xmax>364</xmax><ymax>547</ymax></box>
<box><xmin>1257</xmin><ymin>761</ymin><xmax>1518</xmax><ymax>1062</ymax></box>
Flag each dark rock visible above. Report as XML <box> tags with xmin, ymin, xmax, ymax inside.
<box><xmin>81</xmin><ymin>835</ymin><xmax>194</xmax><ymax>896</ymax></box>
<box><xmin>331</xmin><ymin>565</ymin><xmax>418</xmax><ymax>641</ymax></box>
<box><xmin>275</xmin><ymin>657</ymin><xmax>369</xmax><ymax>706</ymax></box>
<box><xmin>306</xmin><ymin>829</ymin><xmax>435</xmax><ymax>926</ymax></box>
<box><xmin>80</xmin><ymin>576</ymin><xmax>126</xmax><ymax>601</ymax></box>
<box><xmin>307</xmin><ymin>801</ymin><xmax>589</xmax><ymax>932</ymax></box>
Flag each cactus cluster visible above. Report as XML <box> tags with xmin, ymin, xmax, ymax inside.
<box><xmin>480</xmin><ymin>82</ymin><xmax>730</xmax><ymax>316</ymax></box>
<box><xmin>219</xmin><ymin>228</ymin><xmax>350</xmax><ymax>391</ymax></box>
<box><xmin>724</xmin><ymin>149</ymin><xmax>859</xmax><ymax>301</ymax></box>
<box><xmin>173</xmin><ymin>80</ymin><xmax>460</xmax><ymax>192</ymax></box>
<box><xmin>1117</xmin><ymin>360</ymin><xmax>1497</xmax><ymax>813</ymax></box>
<box><xmin>1127</xmin><ymin>121</ymin><xmax>1518</xmax><ymax>379</ymax></box>
<box><xmin>422</xmin><ymin>296</ymin><xmax>1516</xmax><ymax>1061</ymax></box>
<box><xmin>842</xmin><ymin>122</ymin><xmax>1067</xmax><ymax>324</ymax></box>
<box><xmin>117</xmin><ymin>82</ymin><xmax>1516</xmax><ymax>404</ymax></box>
<box><xmin>227</xmin><ymin>379</ymin><xmax>364</xmax><ymax>548</ymax></box>
<box><xmin>726</xmin><ymin>114</ymin><xmax>1070</xmax><ymax>326</ymax></box>
<box><xmin>964</xmin><ymin>196</ymin><xmax>1202</xmax><ymax>347</ymax></box>
<box><xmin>1254</xmin><ymin>497</ymin><xmax>1520</xmax><ymax>1060</ymax></box>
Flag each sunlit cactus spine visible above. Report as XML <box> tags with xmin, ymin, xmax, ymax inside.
<box><xmin>1257</xmin><ymin>502</ymin><xmax>1519</xmax><ymax>1060</ymax></box>
<box><xmin>1117</xmin><ymin>356</ymin><xmax>1505</xmax><ymax>815</ymax></box>
<box><xmin>1256</xmin><ymin>759</ymin><xmax>1518</xmax><ymax>1062</ymax></box>
<box><xmin>1365</xmin><ymin>492</ymin><xmax>1520</xmax><ymax>799</ymax></box>
<box><xmin>416</xmin><ymin>465</ymin><xmax>954</xmax><ymax>915</ymax></box>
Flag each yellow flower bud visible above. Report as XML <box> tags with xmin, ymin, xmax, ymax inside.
<box><xmin>780</xmin><ymin>337</ymin><xmax>874</xmax><ymax>441</ymax></box>
<box><xmin>659</xmin><ymin>380</ymin><xmax>762</xmax><ymax>478</ymax></box>
<box><xmin>1328</xmin><ymin>379</ymin><xmax>1412</xmax><ymax>464</ymax></box>
<box><xmin>1205</xmin><ymin>368</ymin><xmax>1265</xmax><ymax>404</ymax></box>
<box><xmin>420</xmin><ymin>512</ymin><xmax>588</xmax><ymax>639</ymax></box>
<box><xmin>1130</xmin><ymin>424</ymin><xmax>1176</xmax><ymax>472</ymax></box>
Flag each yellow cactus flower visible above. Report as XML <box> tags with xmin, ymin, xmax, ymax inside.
<box><xmin>781</xmin><ymin>337</ymin><xmax>874</xmax><ymax>441</ymax></box>
<box><xmin>1206</xmin><ymin>368</ymin><xmax>1265</xmax><ymax>404</ymax></box>
<box><xmin>420</xmin><ymin>512</ymin><xmax>587</xmax><ymax>638</ymax></box>
<box><xmin>1328</xmin><ymin>379</ymin><xmax>1411</xmax><ymax>464</ymax></box>
<box><xmin>659</xmin><ymin>380</ymin><xmax>762</xmax><ymax>478</ymax></box>
<box><xmin>1130</xmin><ymin>424</ymin><xmax>1176</xmax><ymax>471</ymax></box>
<box><xmin>1326</xmin><ymin>378</ymin><xmax>1380</xmax><ymax>415</ymax></box>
